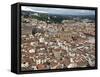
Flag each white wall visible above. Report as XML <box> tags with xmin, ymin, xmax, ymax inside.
<box><xmin>0</xmin><ymin>0</ymin><xmax>99</xmax><ymax>77</ymax></box>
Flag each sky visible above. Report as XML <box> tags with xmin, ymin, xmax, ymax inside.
<box><xmin>21</xmin><ymin>6</ymin><xmax>95</xmax><ymax>15</ymax></box>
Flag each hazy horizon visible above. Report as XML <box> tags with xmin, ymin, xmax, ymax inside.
<box><xmin>21</xmin><ymin>6</ymin><xmax>95</xmax><ymax>16</ymax></box>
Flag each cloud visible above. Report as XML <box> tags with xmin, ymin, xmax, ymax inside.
<box><xmin>21</xmin><ymin>6</ymin><xmax>48</xmax><ymax>13</ymax></box>
<box><xmin>22</xmin><ymin>6</ymin><xmax>33</xmax><ymax>11</ymax></box>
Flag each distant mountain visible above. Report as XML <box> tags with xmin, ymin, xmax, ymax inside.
<box><xmin>21</xmin><ymin>10</ymin><xmax>95</xmax><ymax>23</ymax></box>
